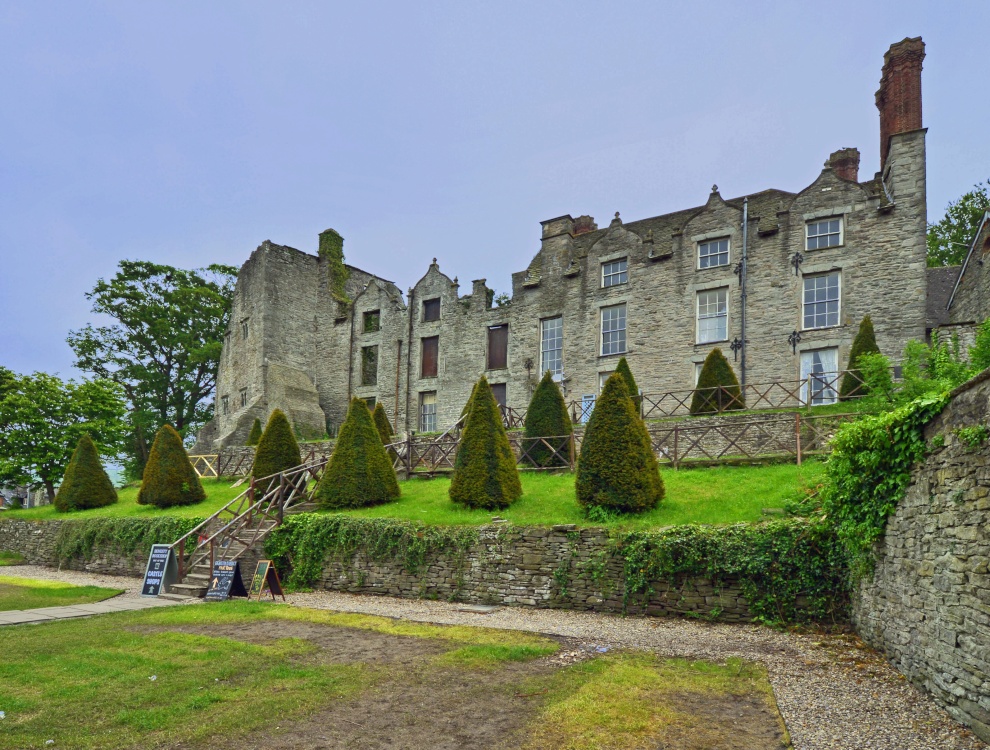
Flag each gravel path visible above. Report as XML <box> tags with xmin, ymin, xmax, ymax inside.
<box><xmin>2</xmin><ymin>566</ymin><xmax>984</xmax><ymax>750</ymax></box>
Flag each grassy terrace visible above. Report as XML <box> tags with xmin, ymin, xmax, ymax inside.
<box><xmin>3</xmin><ymin>462</ymin><xmax>824</xmax><ymax>529</ymax></box>
<box><xmin>0</xmin><ymin>576</ymin><xmax>123</xmax><ymax>611</ymax></box>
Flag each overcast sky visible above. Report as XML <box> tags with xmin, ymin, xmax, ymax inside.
<box><xmin>2</xmin><ymin>1</ymin><xmax>988</xmax><ymax>379</ymax></box>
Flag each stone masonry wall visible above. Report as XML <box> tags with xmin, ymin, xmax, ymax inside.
<box><xmin>852</xmin><ymin>370</ymin><xmax>990</xmax><ymax>742</ymax></box>
<box><xmin>0</xmin><ymin>519</ymin><xmax>152</xmax><ymax>577</ymax></box>
<box><xmin>307</xmin><ymin>524</ymin><xmax>756</xmax><ymax>621</ymax></box>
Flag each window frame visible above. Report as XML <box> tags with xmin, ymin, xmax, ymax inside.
<box><xmin>419</xmin><ymin>392</ymin><xmax>437</xmax><ymax>433</ymax></box>
<box><xmin>540</xmin><ymin>316</ymin><xmax>563</xmax><ymax>379</ymax></box>
<box><xmin>696</xmin><ymin>287</ymin><xmax>729</xmax><ymax>344</ymax></box>
<box><xmin>241</xmin><ymin>319</ymin><xmax>249</xmax><ymax>339</ymax></box>
<box><xmin>600</xmin><ymin>304</ymin><xmax>627</xmax><ymax>356</ymax></box>
<box><xmin>802</xmin><ymin>271</ymin><xmax>841</xmax><ymax>330</ymax></box>
<box><xmin>221</xmin><ymin>395</ymin><xmax>229</xmax><ymax>416</ymax></box>
<box><xmin>361</xmin><ymin>344</ymin><xmax>379</xmax><ymax>386</ymax></box>
<box><xmin>805</xmin><ymin>218</ymin><xmax>843</xmax><ymax>250</ymax></box>
<box><xmin>601</xmin><ymin>258</ymin><xmax>629</xmax><ymax>288</ymax></box>
<box><xmin>421</xmin><ymin>336</ymin><xmax>439</xmax><ymax>378</ymax></box>
<box><xmin>697</xmin><ymin>238</ymin><xmax>730</xmax><ymax>270</ymax></box>
<box><xmin>239</xmin><ymin>388</ymin><xmax>247</xmax><ymax>408</ymax></box>
<box><xmin>486</xmin><ymin>324</ymin><xmax>509</xmax><ymax>371</ymax></box>
<box><xmin>363</xmin><ymin>310</ymin><xmax>381</xmax><ymax>333</ymax></box>
<box><xmin>422</xmin><ymin>298</ymin><xmax>441</xmax><ymax>322</ymax></box>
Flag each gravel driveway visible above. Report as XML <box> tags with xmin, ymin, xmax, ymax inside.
<box><xmin>3</xmin><ymin>565</ymin><xmax>985</xmax><ymax>750</ymax></box>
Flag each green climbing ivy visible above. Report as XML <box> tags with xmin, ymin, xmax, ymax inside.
<box><xmin>265</xmin><ymin>514</ymin><xmax>483</xmax><ymax>590</ymax></box>
<box><xmin>319</xmin><ymin>229</ymin><xmax>351</xmax><ymax>305</ymax></box>
<box><xmin>53</xmin><ymin>517</ymin><xmax>202</xmax><ymax>564</ymax></box>
<box><xmin>611</xmin><ymin>520</ymin><xmax>848</xmax><ymax>625</ymax></box>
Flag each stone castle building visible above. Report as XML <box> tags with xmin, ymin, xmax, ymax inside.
<box><xmin>194</xmin><ymin>37</ymin><xmax>987</xmax><ymax>450</ymax></box>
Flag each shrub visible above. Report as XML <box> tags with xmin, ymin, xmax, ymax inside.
<box><xmin>576</xmin><ymin>373</ymin><xmax>664</xmax><ymax>514</ymax></box>
<box><xmin>839</xmin><ymin>316</ymin><xmax>881</xmax><ymax>400</ymax></box>
<box><xmin>970</xmin><ymin>316</ymin><xmax>990</xmax><ymax>372</ymax></box>
<box><xmin>54</xmin><ymin>434</ymin><xmax>117</xmax><ymax>512</ymax></box>
<box><xmin>522</xmin><ymin>371</ymin><xmax>573</xmax><ymax>467</ymax></box>
<box><xmin>449</xmin><ymin>376</ymin><xmax>522</xmax><ymax>509</ymax></box>
<box><xmin>252</xmin><ymin>409</ymin><xmax>302</xmax><ymax>480</ymax></box>
<box><xmin>137</xmin><ymin>425</ymin><xmax>206</xmax><ymax>508</ymax></box>
<box><xmin>689</xmin><ymin>348</ymin><xmax>744</xmax><ymax>414</ymax></box>
<box><xmin>246</xmin><ymin>418</ymin><xmax>263</xmax><ymax>446</ymax></box>
<box><xmin>372</xmin><ymin>402</ymin><xmax>394</xmax><ymax>446</ymax></box>
<box><xmin>614</xmin><ymin>357</ymin><xmax>640</xmax><ymax>413</ymax></box>
<box><xmin>857</xmin><ymin>352</ymin><xmax>895</xmax><ymax>405</ymax></box>
<box><xmin>315</xmin><ymin>397</ymin><xmax>399</xmax><ymax>509</ymax></box>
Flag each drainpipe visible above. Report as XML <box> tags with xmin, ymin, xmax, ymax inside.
<box><xmin>740</xmin><ymin>198</ymin><xmax>748</xmax><ymax>389</ymax></box>
<box><xmin>394</xmin><ymin>338</ymin><xmax>402</xmax><ymax>432</ymax></box>
<box><xmin>405</xmin><ymin>288</ymin><xmax>414</xmax><ymax>434</ymax></box>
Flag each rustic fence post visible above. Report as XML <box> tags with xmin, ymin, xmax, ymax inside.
<box><xmin>673</xmin><ymin>424</ymin><xmax>680</xmax><ymax>469</ymax></box>
<box><xmin>405</xmin><ymin>434</ymin><xmax>413</xmax><ymax>475</ymax></box>
<box><xmin>177</xmin><ymin>539</ymin><xmax>185</xmax><ymax>580</ymax></box>
<box><xmin>278</xmin><ymin>473</ymin><xmax>287</xmax><ymax>523</ymax></box>
<box><xmin>795</xmin><ymin>412</ymin><xmax>802</xmax><ymax>466</ymax></box>
<box><xmin>568</xmin><ymin>433</ymin><xmax>576</xmax><ymax>472</ymax></box>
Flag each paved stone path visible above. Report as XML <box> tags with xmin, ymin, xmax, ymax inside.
<box><xmin>0</xmin><ymin>596</ymin><xmax>183</xmax><ymax>625</ymax></box>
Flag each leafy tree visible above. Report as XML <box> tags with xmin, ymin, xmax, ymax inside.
<box><xmin>67</xmin><ymin>260</ymin><xmax>237</xmax><ymax>478</ymax></box>
<box><xmin>927</xmin><ymin>180</ymin><xmax>990</xmax><ymax>267</ymax></box>
<box><xmin>839</xmin><ymin>316</ymin><xmax>881</xmax><ymax>401</ymax></box>
<box><xmin>54</xmin><ymin>434</ymin><xmax>118</xmax><ymax>512</ymax></box>
<box><xmin>372</xmin><ymin>403</ymin><xmax>394</xmax><ymax>446</ymax></box>
<box><xmin>522</xmin><ymin>371</ymin><xmax>573</xmax><ymax>468</ymax></box>
<box><xmin>0</xmin><ymin>372</ymin><xmax>127</xmax><ymax>502</ymax></box>
<box><xmin>690</xmin><ymin>348</ymin><xmax>744</xmax><ymax>414</ymax></box>
<box><xmin>315</xmin><ymin>398</ymin><xmax>399</xmax><ymax>509</ymax></box>
<box><xmin>252</xmin><ymin>409</ymin><xmax>301</xmax><ymax>480</ymax></box>
<box><xmin>449</xmin><ymin>376</ymin><xmax>522</xmax><ymax>509</ymax></box>
<box><xmin>246</xmin><ymin>418</ymin><xmax>263</xmax><ymax>447</ymax></box>
<box><xmin>576</xmin><ymin>373</ymin><xmax>664</xmax><ymax>514</ymax></box>
<box><xmin>137</xmin><ymin>424</ymin><xmax>206</xmax><ymax>508</ymax></box>
<box><xmin>614</xmin><ymin>357</ymin><xmax>640</xmax><ymax>413</ymax></box>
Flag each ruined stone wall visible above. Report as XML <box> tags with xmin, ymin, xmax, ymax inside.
<box><xmin>852</xmin><ymin>370</ymin><xmax>990</xmax><ymax>742</ymax></box>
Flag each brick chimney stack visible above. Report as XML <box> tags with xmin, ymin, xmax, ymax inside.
<box><xmin>876</xmin><ymin>37</ymin><xmax>925</xmax><ymax>171</ymax></box>
<box><xmin>829</xmin><ymin>147</ymin><xmax>861</xmax><ymax>182</ymax></box>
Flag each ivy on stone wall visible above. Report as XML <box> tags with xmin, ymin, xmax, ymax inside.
<box><xmin>265</xmin><ymin>514</ymin><xmax>482</xmax><ymax>590</ymax></box>
<box><xmin>819</xmin><ymin>392</ymin><xmax>950</xmax><ymax>575</ymax></box>
<box><xmin>318</xmin><ymin>229</ymin><xmax>351</xmax><ymax>306</ymax></box>
<box><xmin>53</xmin><ymin>517</ymin><xmax>202</xmax><ymax>564</ymax></box>
<box><xmin>611</xmin><ymin>520</ymin><xmax>849</xmax><ymax>625</ymax></box>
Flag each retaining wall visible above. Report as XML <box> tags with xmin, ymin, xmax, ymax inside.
<box><xmin>852</xmin><ymin>370</ymin><xmax>990</xmax><ymax>742</ymax></box>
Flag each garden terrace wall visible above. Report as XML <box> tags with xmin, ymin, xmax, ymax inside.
<box><xmin>852</xmin><ymin>370</ymin><xmax>990</xmax><ymax>743</ymax></box>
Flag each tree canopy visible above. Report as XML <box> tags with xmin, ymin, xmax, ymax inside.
<box><xmin>67</xmin><ymin>260</ymin><xmax>237</xmax><ymax>477</ymax></box>
<box><xmin>522</xmin><ymin>371</ymin><xmax>572</xmax><ymax>468</ymax></box>
<box><xmin>0</xmin><ymin>372</ymin><xmax>127</xmax><ymax>501</ymax></box>
<box><xmin>927</xmin><ymin>180</ymin><xmax>990</xmax><ymax>267</ymax></box>
<box><xmin>137</xmin><ymin>424</ymin><xmax>206</xmax><ymax>508</ymax></box>
<box><xmin>54</xmin><ymin>434</ymin><xmax>118</xmax><ymax>512</ymax></box>
<box><xmin>252</xmin><ymin>409</ymin><xmax>302</xmax><ymax>481</ymax></box>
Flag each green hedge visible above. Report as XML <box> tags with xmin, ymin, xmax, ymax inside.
<box><xmin>53</xmin><ymin>517</ymin><xmax>202</xmax><ymax>564</ymax></box>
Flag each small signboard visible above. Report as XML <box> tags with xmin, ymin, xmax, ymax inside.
<box><xmin>205</xmin><ymin>560</ymin><xmax>249</xmax><ymax>602</ymax></box>
<box><xmin>249</xmin><ymin>560</ymin><xmax>286</xmax><ymax>602</ymax></box>
<box><xmin>141</xmin><ymin>544</ymin><xmax>178</xmax><ymax>597</ymax></box>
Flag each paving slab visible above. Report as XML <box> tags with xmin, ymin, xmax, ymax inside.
<box><xmin>0</xmin><ymin>596</ymin><xmax>189</xmax><ymax>626</ymax></box>
<box><xmin>0</xmin><ymin>611</ymin><xmax>56</xmax><ymax>624</ymax></box>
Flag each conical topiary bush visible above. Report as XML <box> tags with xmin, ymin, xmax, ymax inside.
<box><xmin>689</xmin><ymin>348</ymin><xmax>744</xmax><ymax>415</ymax></box>
<box><xmin>449</xmin><ymin>376</ymin><xmax>522</xmax><ymax>510</ymax></box>
<box><xmin>615</xmin><ymin>357</ymin><xmax>641</xmax><ymax>414</ymax></box>
<box><xmin>372</xmin><ymin>402</ymin><xmax>394</xmax><ymax>447</ymax></box>
<box><xmin>576</xmin><ymin>373</ymin><xmax>664</xmax><ymax>514</ymax></box>
<box><xmin>315</xmin><ymin>398</ymin><xmax>399</xmax><ymax>509</ymax></box>
<box><xmin>137</xmin><ymin>425</ymin><xmax>206</xmax><ymax>508</ymax></box>
<box><xmin>246</xmin><ymin>418</ymin><xmax>263</xmax><ymax>446</ymax></box>
<box><xmin>252</xmin><ymin>409</ymin><xmax>302</xmax><ymax>481</ymax></box>
<box><xmin>54</xmin><ymin>434</ymin><xmax>117</xmax><ymax>512</ymax></box>
<box><xmin>522</xmin><ymin>371</ymin><xmax>573</xmax><ymax>468</ymax></box>
<box><xmin>839</xmin><ymin>316</ymin><xmax>881</xmax><ymax>401</ymax></box>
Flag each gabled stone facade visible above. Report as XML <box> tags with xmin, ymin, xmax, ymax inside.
<box><xmin>195</xmin><ymin>37</ymin><xmax>966</xmax><ymax>450</ymax></box>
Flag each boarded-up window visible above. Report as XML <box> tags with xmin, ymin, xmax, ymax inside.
<box><xmin>423</xmin><ymin>298</ymin><xmax>441</xmax><ymax>322</ymax></box>
<box><xmin>361</xmin><ymin>345</ymin><xmax>378</xmax><ymax>385</ymax></box>
<box><xmin>490</xmin><ymin>382</ymin><xmax>507</xmax><ymax>407</ymax></box>
<box><xmin>487</xmin><ymin>325</ymin><xmax>508</xmax><ymax>370</ymax></box>
<box><xmin>421</xmin><ymin>336</ymin><xmax>439</xmax><ymax>378</ymax></box>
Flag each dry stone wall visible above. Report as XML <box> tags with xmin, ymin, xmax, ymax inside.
<box><xmin>852</xmin><ymin>371</ymin><xmax>990</xmax><ymax>743</ymax></box>
<box><xmin>0</xmin><ymin>519</ymin><xmax>152</xmax><ymax>577</ymax></box>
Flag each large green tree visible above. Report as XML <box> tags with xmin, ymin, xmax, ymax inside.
<box><xmin>67</xmin><ymin>260</ymin><xmax>237</xmax><ymax>477</ymax></box>
<box><xmin>0</xmin><ymin>372</ymin><xmax>128</xmax><ymax>502</ymax></box>
<box><xmin>927</xmin><ymin>180</ymin><xmax>990</xmax><ymax>267</ymax></box>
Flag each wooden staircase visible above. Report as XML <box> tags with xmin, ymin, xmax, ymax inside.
<box><xmin>168</xmin><ymin>459</ymin><xmax>327</xmax><ymax>598</ymax></box>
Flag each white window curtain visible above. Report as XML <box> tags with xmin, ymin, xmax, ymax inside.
<box><xmin>800</xmin><ymin>349</ymin><xmax>839</xmax><ymax>405</ymax></box>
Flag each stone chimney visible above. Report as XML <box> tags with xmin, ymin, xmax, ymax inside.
<box><xmin>876</xmin><ymin>37</ymin><xmax>925</xmax><ymax>171</ymax></box>
<box><xmin>829</xmin><ymin>147</ymin><xmax>861</xmax><ymax>182</ymax></box>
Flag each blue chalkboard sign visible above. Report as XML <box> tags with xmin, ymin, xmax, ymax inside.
<box><xmin>141</xmin><ymin>544</ymin><xmax>178</xmax><ymax>597</ymax></box>
<box><xmin>205</xmin><ymin>560</ymin><xmax>249</xmax><ymax>602</ymax></box>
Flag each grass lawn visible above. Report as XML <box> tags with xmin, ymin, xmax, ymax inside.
<box><xmin>3</xmin><ymin>478</ymin><xmax>246</xmax><ymax>522</ymax></box>
<box><xmin>2</xmin><ymin>462</ymin><xmax>823</xmax><ymax>529</ymax></box>
<box><xmin>341</xmin><ymin>461</ymin><xmax>824</xmax><ymax>529</ymax></box>
<box><xmin>0</xmin><ymin>601</ymin><xmax>787</xmax><ymax>749</ymax></box>
<box><xmin>0</xmin><ymin>576</ymin><xmax>123</xmax><ymax>611</ymax></box>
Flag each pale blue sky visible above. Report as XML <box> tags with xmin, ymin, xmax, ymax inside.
<box><xmin>2</xmin><ymin>1</ymin><xmax>987</xmax><ymax>377</ymax></box>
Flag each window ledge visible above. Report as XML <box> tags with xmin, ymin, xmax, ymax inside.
<box><xmin>694</xmin><ymin>340</ymin><xmax>729</xmax><ymax>347</ymax></box>
<box><xmin>598</xmin><ymin>351</ymin><xmax>629</xmax><ymax>359</ymax></box>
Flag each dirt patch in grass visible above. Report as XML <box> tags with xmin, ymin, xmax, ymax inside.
<box><xmin>139</xmin><ymin>619</ymin><xmax>451</xmax><ymax>666</ymax></box>
<box><xmin>662</xmin><ymin>691</ymin><xmax>789</xmax><ymax>749</ymax></box>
